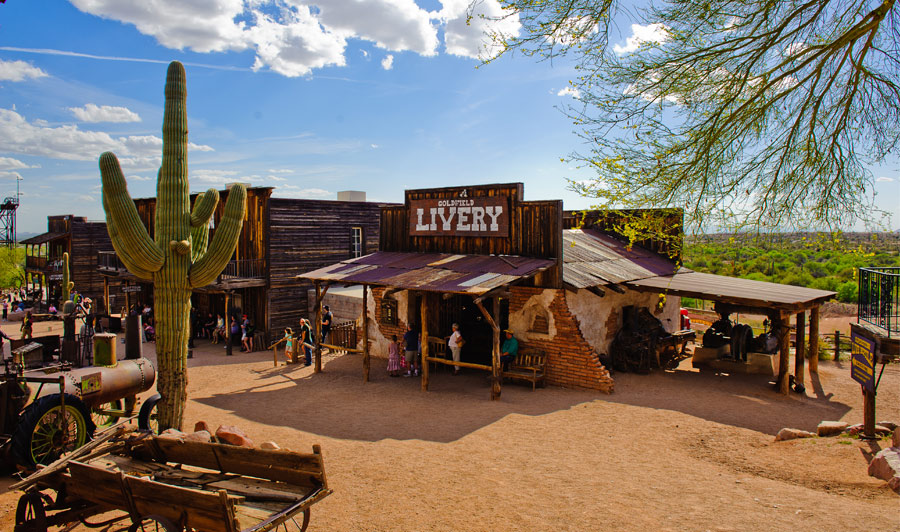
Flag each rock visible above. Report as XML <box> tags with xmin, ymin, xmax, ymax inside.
<box><xmin>194</xmin><ymin>421</ymin><xmax>211</xmax><ymax>433</ymax></box>
<box><xmin>158</xmin><ymin>428</ymin><xmax>186</xmax><ymax>440</ymax></box>
<box><xmin>816</xmin><ymin>421</ymin><xmax>849</xmax><ymax>437</ymax></box>
<box><xmin>215</xmin><ymin>425</ymin><xmax>255</xmax><ymax>448</ymax></box>
<box><xmin>893</xmin><ymin>429</ymin><xmax>900</xmax><ymax>449</ymax></box>
<box><xmin>775</xmin><ymin>428</ymin><xmax>815</xmax><ymax>441</ymax></box>
<box><xmin>878</xmin><ymin>421</ymin><xmax>898</xmax><ymax>432</ymax></box>
<box><xmin>260</xmin><ymin>441</ymin><xmax>281</xmax><ymax>451</ymax></box>
<box><xmin>846</xmin><ymin>424</ymin><xmax>892</xmax><ymax>437</ymax></box>
<box><xmin>184</xmin><ymin>430</ymin><xmax>212</xmax><ymax>443</ymax></box>
<box><xmin>867</xmin><ymin>447</ymin><xmax>900</xmax><ymax>483</ymax></box>
<box><xmin>889</xmin><ymin>476</ymin><xmax>900</xmax><ymax>494</ymax></box>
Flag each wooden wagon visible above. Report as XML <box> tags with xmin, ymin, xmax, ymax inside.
<box><xmin>12</xmin><ymin>428</ymin><xmax>332</xmax><ymax>532</ymax></box>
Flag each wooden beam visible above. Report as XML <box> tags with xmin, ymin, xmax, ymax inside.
<box><xmin>808</xmin><ymin>305</ymin><xmax>820</xmax><ymax>374</ymax></box>
<box><xmin>362</xmin><ymin>284</ymin><xmax>369</xmax><ymax>382</ymax></box>
<box><xmin>225</xmin><ymin>290</ymin><xmax>233</xmax><ymax>357</ymax></box>
<box><xmin>606</xmin><ymin>284</ymin><xmax>626</xmax><ymax>294</ymax></box>
<box><xmin>776</xmin><ymin>312</ymin><xmax>790</xmax><ymax>395</ymax></box>
<box><xmin>425</xmin><ymin>357</ymin><xmax>492</xmax><ymax>372</ymax></box>
<box><xmin>587</xmin><ymin>286</ymin><xmax>606</xmax><ymax>298</ymax></box>
<box><xmin>473</xmin><ymin>297</ymin><xmax>501</xmax><ymax>400</ymax></box>
<box><xmin>794</xmin><ymin>311</ymin><xmax>806</xmax><ymax>392</ymax></box>
<box><xmin>473</xmin><ymin>288</ymin><xmax>511</xmax><ymax>306</ymax></box>
<box><xmin>313</xmin><ymin>282</ymin><xmax>329</xmax><ymax>373</ymax></box>
<box><xmin>382</xmin><ymin>287</ymin><xmax>403</xmax><ymax>300</ymax></box>
<box><xmin>421</xmin><ymin>293</ymin><xmax>429</xmax><ymax>392</ymax></box>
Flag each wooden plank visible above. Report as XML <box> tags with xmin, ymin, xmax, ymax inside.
<box><xmin>425</xmin><ymin>357</ymin><xmax>492</xmax><ymax>371</ymax></box>
<box><xmin>809</xmin><ymin>305</ymin><xmax>820</xmax><ymax>373</ymax></box>
<box><xmin>208</xmin><ymin>477</ymin><xmax>307</xmax><ymax>502</ymax></box>
<box><xmin>421</xmin><ymin>293</ymin><xmax>429</xmax><ymax>391</ymax></box>
<box><xmin>777</xmin><ymin>313</ymin><xmax>791</xmax><ymax>395</ymax></box>
<box><xmin>124</xmin><ymin>474</ymin><xmax>240</xmax><ymax>532</ymax></box>
<box><xmin>363</xmin><ymin>284</ymin><xmax>370</xmax><ymax>382</ymax></box>
<box><xmin>794</xmin><ymin>311</ymin><xmax>806</xmax><ymax>390</ymax></box>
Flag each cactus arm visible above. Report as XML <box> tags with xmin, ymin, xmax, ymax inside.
<box><xmin>190</xmin><ymin>189</ymin><xmax>218</xmax><ymax>261</ymax></box>
<box><xmin>62</xmin><ymin>252</ymin><xmax>73</xmax><ymax>295</ymax></box>
<box><xmin>103</xmin><ymin>195</ymin><xmax>154</xmax><ymax>280</ymax></box>
<box><xmin>100</xmin><ymin>152</ymin><xmax>165</xmax><ymax>271</ymax></box>
<box><xmin>189</xmin><ymin>184</ymin><xmax>246</xmax><ymax>287</ymax></box>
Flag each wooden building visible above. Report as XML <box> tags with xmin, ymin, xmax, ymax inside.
<box><xmin>99</xmin><ymin>186</ymin><xmax>390</xmax><ymax>343</ymax></box>
<box><xmin>22</xmin><ymin>215</ymin><xmax>113</xmax><ymax>309</ymax></box>
<box><xmin>301</xmin><ymin>183</ymin><xmax>835</xmax><ymax>399</ymax></box>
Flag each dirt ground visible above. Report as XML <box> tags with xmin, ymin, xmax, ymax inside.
<box><xmin>0</xmin><ymin>316</ymin><xmax>898</xmax><ymax>532</ymax></box>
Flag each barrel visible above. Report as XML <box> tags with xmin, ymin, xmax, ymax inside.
<box><xmin>31</xmin><ymin>357</ymin><xmax>156</xmax><ymax>408</ymax></box>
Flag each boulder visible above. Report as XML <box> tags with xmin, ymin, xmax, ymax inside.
<box><xmin>184</xmin><ymin>430</ymin><xmax>212</xmax><ymax>443</ymax></box>
<box><xmin>889</xmin><ymin>476</ymin><xmax>900</xmax><ymax>495</ymax></box>
<box><xmin>878</xmin><ymin>421</ymin><xmax>898</xmax><ymax>432</ymax></box>
<box><xmin>846</xmin><ymin>424</ymin><xmax>892</xmax><ymax>437</ymax></box>
<box><xmin>194</xmin><ymin>421</ymin><xmax>212</xmax><ymax>433</ymax></box>
<box><xmin>775</xmin><ymin>428</ymin><xmax>815</xmax><ymax>441</ymax></box>
<box><xmin>260</xmin><ymin>441</ymin><xmax>281</xmax><ymax>451</ymax></box>
<box><xmin>216</xmin><ymin>425</ymin><xmax>255</xmax><ymax>448</ymax></box>
<box><xmin>816</xmin><ymin>421</ymin><xmax>849</xmax><ymax>437</ymax></box>
<box><xmin>867</xmin><ymin>447</ymin><xmax>900</xmax><ymax>486</ymax></box>
<box><xmin>158</xmin><ymin>428</ymin><xmax>186</xmax><ymax>440</ymax></box>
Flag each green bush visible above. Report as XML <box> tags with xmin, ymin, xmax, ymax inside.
<box><xmin>837</xmin><ymin>281</ymin><xmax>858</xmax><ymax>303</ymax></box>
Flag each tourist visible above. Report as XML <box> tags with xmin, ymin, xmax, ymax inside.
<box><xmin>48</xmin><ymin>303</ymin><xmax>57</xmax><ymax>315</ymax></box>
<box><xmin>143</xmin><ymin>320</ymin><xmax>155</xmax><ymax>342</ymax></box>
<box><xmin>403</xmin><ymin>324</ymin><xmax>419</xmax><ymax>377</ymax></box>
<box><xmin>0</xmin><ymin>327</ymin><xmax>11</xmax><ymax>359</ymax></box>
<box><xmin>447</xmin><ymin>323</ymin><xmax>464</xmax><ymax>376</ymax></box>
<box><xmin>2</xmin><ymin>297</ymin><xmax>8</xmax><ymax>321</ymax></box>
<box><xmin>203</xmin><ymin>312</ymin><xmax>215</xmax><ymax>339</ymax></box>
<box><xmin>240</xmin><ymin>314</ymin><xmax>250</xmax><ymax>352</ymax></box>
<box><xmin>321</xmin><ymin>305</ymin><xmax>333</xmax><ymax>345</ymax></box>
<box><xmin>20</xmin><ymin>311</ymin><xmax>33</xmax><ymax>340</ymax></box>
<box><xmin>212</xmin><ymin>314</ymin><xmax>225</xmax><ymax>344</ymax></box>
<box><xmin>300</xmin><ymin>318</ymin><xmax>314</xmax><ymax>366</ymax></box>
<box><xmin>225</xmin><ymin>316</ymin><xmax>240</xmax><ymax>348</ymax></box>
<box><xmin>387</xmin><ymin>334</ymin><xmax>401</xmax><ymax>377</ymax></box>
<box><xmin>500</xmin><ymin>329</ymin><xmax>518</xmax><ymax>369</ymax></box>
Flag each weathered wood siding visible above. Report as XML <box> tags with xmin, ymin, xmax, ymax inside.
<box><xmin>267</xmin><ymin>198</ymin><xmax>386</xmax><ymax>336</ymax></box>
<box><xmin>380</xmin><ymin>183</ymin><xmax>563</xmax><ymax>288</ymax></box>
<box><xmin>70</xmin><ymin>220</ymin><xmax>114</xmax><ymax>303</ymax></box>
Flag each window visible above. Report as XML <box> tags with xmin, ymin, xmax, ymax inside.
<box><xmin>350</xmin><ymin>227</ymin><xmax>364</xmax><ymax>258</ymax></box>
<box><xmin>381</xmin><ymin>298</ymin><xmax>398</xmax><ymax>325</ymax></box>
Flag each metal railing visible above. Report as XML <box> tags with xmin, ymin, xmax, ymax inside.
<box><xmin>217</xmin><ymin>259</ymin><xmax>266</xmax><ymax>282</ymax></box>
<box><xmin>858</xmin><ymin>267</ymin><xmax>899</xmax><ymax>337</ymax></box>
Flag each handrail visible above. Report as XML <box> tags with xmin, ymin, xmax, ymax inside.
<box><xmin>858</xmin><ymin>267</ymin><xmax>899</xmax><ymax>337</ymax></box>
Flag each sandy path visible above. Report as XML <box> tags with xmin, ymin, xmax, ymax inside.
<box><xmin>1</xmin><ymin>325</ymin><xmax>897</xmax><ymax>531</ymax></box>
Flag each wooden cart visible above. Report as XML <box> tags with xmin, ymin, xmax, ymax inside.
<box><xmin>12</xmin><ymin>428</ymin><xmax>332</xmax><ymax>532</ymax></box>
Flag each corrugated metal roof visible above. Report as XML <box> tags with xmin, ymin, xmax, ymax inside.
<box><xmin>562</xmin><ymin>229</ymin><xmax>681</xmax><ymax>288</ymax></box>
<box><xmin>298</xmin><ymin>251</ymin><xmax>555</xmax><ymax>295</ymax></box>
<box><xmin>19</xmin><ymin>232</ymin><xmax>67</xmax><ymax>245</ymax></box>
<box><xmin>626</xmin><ymin>271</ymin><xmax>835</xmax><ymax>309</ymax></box>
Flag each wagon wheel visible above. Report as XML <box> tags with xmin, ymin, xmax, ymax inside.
<box><xmin>91</xmin><ymin>398</ymin><xmax>124</xmax><ymax>428</ymax></box>
<box><xmin>128</xmin><ymin>514</ymin><xmax>181</xmax><ymax>532</ymax></box>
<box><xmin>138</xmin><ymin>393</ymin><xmax>161</xmax><ymax>434</ymax></box>
<box><xmin>14</xmin><ymin>491</ymin><xmax>48</xmax><ymax>532</ymax></box>
<box><xmin>293</xmin><ymin>509</ymin><xmax>311</xmax><ymax>532</ymax></box>
<box><xmin>11</xmin><ymin>394</ymin><xmax>96</xmax><ymax>468</ymax></box>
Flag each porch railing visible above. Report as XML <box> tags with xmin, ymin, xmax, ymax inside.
<box><xmin>98</xmin><ymin>251</ymin><xmax>125</xmax><ymax>271</ymax></box>
<box><xmin>328</xmin><ymin>320</ymin><xmax>358</xmax><ymax>352</ymax></box>
<box><xmin>858</xmin><ymin>267</ymin><xmax>899</xmax><ymax>337</ymax></box>
<box><xmin>217</xmin><ymin>259</ymin><xmax>266</xmax><ymax>281</ymax></box>
<box><xmin>26</xmin><ymin>256</ymin><xmax>47</xmax><ymax>270</ymax></box>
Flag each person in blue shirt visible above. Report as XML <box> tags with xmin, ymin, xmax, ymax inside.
<box><xmin>500</xmin><ymin>329</ymin><xmax>518</xmax><ymax>368</ymax></box>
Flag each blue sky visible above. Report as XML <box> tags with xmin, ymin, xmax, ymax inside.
<box><xmin>1</xmin><ymin>0</ymin><xmax>897</xmax><ymax>234</ymax></box>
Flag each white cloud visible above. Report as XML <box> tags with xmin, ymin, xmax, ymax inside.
<box><xmin>544</xmin><ymin>16</ymin><xmax>598</xmax><ymax>46</ymax></box>
<box><xmin>127</xmin><ymin>174</ymin><xmax>152</xmax><ymax>181</ymax></box>
<box><xmin>442</xmin><ymin>0</ymin><xmax>520</xmax><ymax>59</ymax></box>
<box><xmin>557</xmin><ymin>86</ymin><xmax>581</xmax><ymax>98</ymax></box>
<box><xmin>0</xmin><ymin>108</ymin><xmax>213</xmax><ymax>165</ymax></box>
<box><xmin>614</xmin><ymin>23</ymin><xmax>669</xmax><ymax>54</ymax></box>
<box><xmin>876</xmin><ymin>176</ymin><xmax>895</xmax><ymax>182</ymax></box>
<box><xmin>315</xmin><ymin>0</ymin><xmax>438</xmax><ymax>55</ymax></box>
<box><xmin>0</xmin><ymin>59</ymin><xmax>48</xmax><ymax>81</ymax></box>
<box><xmin>268</xmin><ymin>175</ymin><xmax>287</xmax><ymax>181</ymax></box>
<box><xmin>0</xmin><ymin>157</ymin><xmax>32</xmax><ymax>170</ymax></box>
<box><xmin>192</xmin><ymin>168</ymin><xmax>239</xmax><ymax>184</ymax></box>
<box><xmin>371</xmin><ymin>143</ymin><xmax>379</xmax><ymax>149</ymax></box>
<box><xmin>267</xmin><ymin>168</ymin><xmax>294</xmax><ymax>174</ymax></box>
<box><xmin>279</xmin><ymin>185</ymin><xmax>331</xmax><ymax>198</ymax></box>
<box><xmin>69</xmin><ymin>103</ymin><xmax>141</xmax><ymax>123</ymax></box>
<box><xmin>381</xmin><ymin>54</ymin><xmax>394</xmax><ymax>70</ymax></box>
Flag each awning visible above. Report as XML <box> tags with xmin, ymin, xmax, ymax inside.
<box><xmin>298</xmin><ymin>251</ymin><xmax>555</xmax><ymax>295</ymax></box>
<box><xmin>19</xmin><ymin>232</ymin><xmax>66</xmax><ymax>245</ymax></box>
<box><xmin>563</xmin><ymin>228</ymin><xmax>682</xmax><ymax>289</ymax></box>
<box><xmin>625</xmin><ymin>271</ymin><xmax>835</xmax><ymax>312</ymax></box>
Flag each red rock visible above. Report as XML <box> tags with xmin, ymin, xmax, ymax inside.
<box><xmin>158</xmin><ymin>428</ymin><xmax>185</xmax><ymax>440</ymax></box>
<box><xmin>260</xmin><ymin>441</ymin><xmax>281</xmax><ymax>450</ymax></box>
<box><xmin>215</xmin><ymin>425</ymin><xmax>255</xmax><ymax>448</ymax></box>
<box><xmin>194</xmin><ymin>421</ymin><xmax>211</xmax><ymax>433</ymax></box>
<box><xmin>184</xmin><ymin>430</ymin><xmax>212</xmax><ymax>443</ymax></box>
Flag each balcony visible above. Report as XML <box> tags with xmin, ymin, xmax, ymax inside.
<box><xmin>858</xmin><ymin>267</ymin><xmax>899</xmax><ymax>337</ymax></box>
<box><xmin>26</xmin><ymin>256</ymin><xmax>47</xmax><ymax>270</ymax></box>
<box><xmin>98</xmin><ymin>251</ymin><xmax>125</xmax><ymax>272</ymax></box>
<box><xmin>99</xmin><ymin>251</ymin><xmax>265</xmax><ymax>288</ymax></box>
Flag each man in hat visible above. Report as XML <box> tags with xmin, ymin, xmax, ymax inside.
<box><xmin>500</xmin><ymin>329</ymin><xmax>518</xmax><ymax>369</ymax></box>
<box><xmin>321</xmin><ymin>305</ymin><xmax>333</xmax><ymax>346</ymax></box>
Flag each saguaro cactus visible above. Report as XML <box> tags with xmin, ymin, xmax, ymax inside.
<box><xmin>100</xmin><ymin>61</ymin><xmax>246</xmax><ymax>431</ymax></box>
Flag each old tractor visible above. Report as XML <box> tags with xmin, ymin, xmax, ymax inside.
<box><xmin>1</xmin><ymin>346</ymin><xmax>157</xmax><ymax>469</ymax></box>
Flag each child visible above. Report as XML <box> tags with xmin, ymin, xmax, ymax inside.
<box><xmin>21</xmin><ymin>311</ymin><xmax>33</xmax><ymax>340</ymax></box>
<box><xmin>387</xmin><ymin>334</ymin><xmax>401</xmax><ymax>377</ymax></box>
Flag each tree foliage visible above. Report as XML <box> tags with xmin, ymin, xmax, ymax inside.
<box><xmin>483</xmin><ymin>0</ymin><xmax>900</xmax><ymax>231</ymax></box>
<box><xmin>0</xmin><ymin>246</ymin><xmax>24</xmax><ymax>289</ymax></box>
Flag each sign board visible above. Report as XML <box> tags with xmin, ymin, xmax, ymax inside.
<box><xmin>409</xmin><ymin>196</ymin><xmax>509</xmax><ymax>237</ymax></box>
<box><xmin>122</xmin><ymin>285</ymin><xmax>142</xmax><ymax>293</ymax></box>
<box><xmin>850</xmin><ymin>331</ymin><xmax>876</xmax><ymax>392</ymax></box>
<box><xmin>49</xmin><ymin>274</ymin><xmax>63</xmax><ymax>281</ymax></box>
<box><xmin>81</xmin><ymin>372</ymin><xmax>102</xmax><ymax>395</ymax></box>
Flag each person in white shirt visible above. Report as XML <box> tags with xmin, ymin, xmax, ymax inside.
<box><xmin>447</xmin><ymin>323</ymin><xmax>464</xmax><ymax>376</ymax></box>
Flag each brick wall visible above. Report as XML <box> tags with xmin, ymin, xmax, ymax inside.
<box><xmin>509</xmin><ymin>287</ymin><xmax>614</xmax><ymax>393</ymax></box>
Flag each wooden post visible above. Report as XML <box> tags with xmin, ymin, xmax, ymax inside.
<box><xmin>862</xmin><ymin>387</ymin><xmax>877</xmax><ymax>440</ymax></box>
<box><xmin>834</xmin><ymin>331</ymin><xmax>841</xmax><ymax>361</ymax></box>
<box><xmin>125</xmin><ymin>284</ymin><xmax>132</xmax><ymax>317</ymax></box>
<box><xmin>473</xmin><ymin>297</ymin><xmax>502</xmax><ymax>400</ymax></box>
<box><xmin>362</xmin><ymin>284</ymin><xmax>370</xmax><ymax>382</ymax></box>
<box><xmin>103</xmin><ymin>276</ymin><xmax>110</xmax><ymax>317</ymax></box>
<box><xmin>421</xmin><ymin>292</ymin><xmax>429</xmax><ymax>391</ymax></box>
<box><xmin>314</xmin><ymin>282</ymin><xmax>322</xmax><ymax>373</ymax></box>
<box><xmin>794</xmin><ymin>311</ymin><xmax>805</xmax><ymax>391</ymax></box>
<box><xmin>224</xmin><ymin>290</ymin><xmax>232</xmax><ymax>356</ymax></box>
<box><xmin>809</xmin><ymin>306</ymin><xmax>820</xmax><ymax>373</ymax></box>
<box><xmin>776</xmin><ymin>312</ymin><xmax>791</xmax><ymax>395</ymax></box>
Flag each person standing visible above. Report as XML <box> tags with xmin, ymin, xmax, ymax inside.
<box><xmin>387</xmin><ymin>334</ymin><xmax>401</xmax><ymax>377</ymax></box>
<box><xmin>447</xmin><ymin>323</ymin><xmax>464</xmax><ymax>376</ymax></box>
<box><xmin>403</xmin><ymin>324</ymin><xmax>419</xmax><ymax>377</ymax></box>
<box><xmin>321</xmin><ymin>305</ymin><xmax>333</xmax><ymax>345</ymax></box>
<box><xmin>300</xmin><ymin>318</ymin><xmax>314</xmax><ymax>366</ymax></box>
<box><xmin>21</xmin><ymin>311</ymin><xmax>33</xmax><ymax>340</ymax></box>
<box><xmin>240</xmin><ymin>314</ymin><xmax>250</xmax><ymax>352</ymax></box>
<box><xmin>2</xmin><ymin>297</ymin><xmax>8</xmax><ymax>321</ymax></box>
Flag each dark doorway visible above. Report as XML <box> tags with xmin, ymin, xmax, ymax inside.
<box><xmin>439</xmin><ymin>294</ymin><xmax>508</xmax><ymax>366</ymax></box>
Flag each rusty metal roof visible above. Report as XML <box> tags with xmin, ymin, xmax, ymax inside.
<box><xmin>19</xmin><ymin>232</ymin><xmax>67</xmax><ymax>245</ymax></box>
<box><xmin>626</xmin><ymin>271</ymin><xmax>835</xmax><ymax>310</ymax></box>
<box><xmin>563</xmin><ymin>229</ymin><xmax>681</xmax><ymax>289</ymax></box>
<box><xmin>298</xmin><ymin>251</ymin><xmax>555</xmax><ymax>295</ymax></box>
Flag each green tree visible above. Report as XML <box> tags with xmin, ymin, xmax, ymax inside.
<box><xmin>0</xmin><ymin>247</ymin><xmax>25</xmax><ymax>289</ymax></box>
<box><xmin>484</xmin><ymin>0</ymin><xmax>899</xmax><ymax>231</ymax></box>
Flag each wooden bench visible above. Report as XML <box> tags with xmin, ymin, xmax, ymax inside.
<box><xmin>501</xmin><ymin>351</ymin><xmax>546</xmax><ymax>390</ymax></box>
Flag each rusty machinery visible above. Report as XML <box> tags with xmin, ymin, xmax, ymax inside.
<box><xmin>609</xmin><ymin>305</ymin><xmax>696</xmax><ymax>374</ymax></box>
<box><xmin>701</xmin><ymin>310</ymin><xmax>779</xmax><ymax>362</ymax></box>
<box><xmin>1</xmin><ymin>350</ymin><xmax>156</xmax><ymax>468</ymax></box>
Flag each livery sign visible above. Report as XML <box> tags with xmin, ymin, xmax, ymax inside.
<box><xmin>409</xmin><ymin>196</ymin><xmax>509</xmax><ymax>237</ymax></box>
